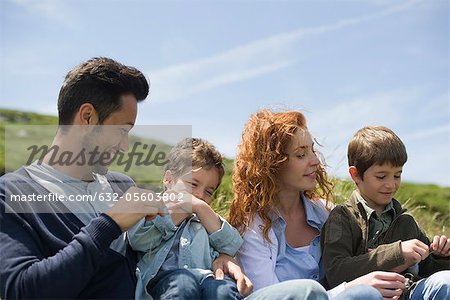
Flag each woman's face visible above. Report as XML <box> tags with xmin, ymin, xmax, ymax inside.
<box><xmin>278</xmin><ymin>129</ymin><xmax>320</xmax><ymax>193</ymax></box>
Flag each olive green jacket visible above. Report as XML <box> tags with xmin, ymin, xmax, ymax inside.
<box><xmin>321</xmin><ymin>190</ymin><xmax>449</xmax><ymax>289</ymax></box>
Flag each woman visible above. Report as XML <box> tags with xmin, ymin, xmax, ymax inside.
<box><xmin>228</xmin><ymin>109</ymin><xmax>406</xmax><ymax>300</ymax></box>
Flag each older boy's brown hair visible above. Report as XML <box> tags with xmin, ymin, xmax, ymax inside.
<box><xmin>347</xmin><ymin>126</ymin><xmax>407</xmax><ymax>179</ymax></box>
<box><xmin>164</xmin><ymin>138</ymin><xmax>225</xmax><ymax>184</ymax></box>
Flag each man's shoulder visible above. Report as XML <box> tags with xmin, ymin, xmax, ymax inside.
<box><xmin>105</xmin><ymin>171</ymin><xmax>134</xmax><ymax>184</ymax></box>
<box><xmin>105</xmin><ymin>171</ymin><xmax>135</xmax><ymax>194</ymax></box>
<box><xmin>1</xmin><ymin>167</ymin><xmax>31</xmax><ymax>180</ymax></box>
<box><xmin>0</xmin><ymin>167</ymin><xmax>36</xmax><ymax>192</ymax></box>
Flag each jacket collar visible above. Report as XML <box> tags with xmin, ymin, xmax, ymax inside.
<box><xmin>347</xmin><ymin>190</ymin><xmax>406</xmax><ymax>222</ymax></box>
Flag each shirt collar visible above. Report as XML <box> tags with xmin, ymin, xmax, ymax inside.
<box><xmin>355</xmin><ymin>190</ymin><xmax>395</xmax><ymax>219</ymax></box>
<box><xmin>273</xmin><ymin>193</ymin><xmax>328</xmax><ymax>230</ymax></box>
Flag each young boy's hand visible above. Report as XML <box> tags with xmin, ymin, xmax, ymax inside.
<box><xmin>164</xmin><ymin>190</ymin><xmax>192</xmax><ymax>225</ymax></box>
<box><xmin>430</xmin><ymin>235</ymin><xmax>450</xmax><ymax>257</ymax></box>
<box><xmin>400</xmin><ymin>239</ymin><xmax>429</xmax><ymax>265</ymax></box>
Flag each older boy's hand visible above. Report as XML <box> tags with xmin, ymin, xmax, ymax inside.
<box><xmin>213</xmin><ymin>254</ymin><xmax>253</xmax><ymax>297</ymax></box>
<box><xmin>400</xmin><ymin>239</ymin><xmax>429</xmax><ymax>265</ymax></box>
<box><xmin>430</xmin><ymin>235</ymin><xmax>450</xmax><ymax>257</ymax></box>
<box><xmin>346</xmin><ymin>271</ymin><xmax>405</xmax><ymax>300</ymax></box>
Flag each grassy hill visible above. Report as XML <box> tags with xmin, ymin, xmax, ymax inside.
<box><xmin>1</xmin><ymin>108</ymin><xmax>449</xmax><ymax>237</ymax></box>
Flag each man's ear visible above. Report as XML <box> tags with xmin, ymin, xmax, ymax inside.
<box><xmin>75</xmin><ymin>103</ymin><xmax>99</xmax><ymax>125</ymax></box>
<box><xmin>163</xmin><ymin>170</ymin><xmax>174</xmax><ymax>189</ymax></box>
<box><xmin>349</xmin><ymin>166</ymin><xmax>362</xmax><ymax>184</ymax></box>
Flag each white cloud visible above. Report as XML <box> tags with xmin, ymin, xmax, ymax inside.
<box><xmin>146</xmin><ymin>0</ymin><xmax>424</xmax><ymax>103</ymax></box>
<box><xmin>8</xmin><ymin>0</ymin><xmax>77</xmax><ymax>29</ymax></box>
<box><xmin>403</xmin><ymin>125</ymin><xmax>450</xmax><ymax>142</ymax></box>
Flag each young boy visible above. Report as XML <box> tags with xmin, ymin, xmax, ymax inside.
<box><xmin>321</xmin><ymin>126</ymin><xmax>450</xmax><ymax>299</ymax></box>
<box><xmin>128</xmin><ymin>138</ymin><xmax>243</xmax><ymax>300</ymax></box>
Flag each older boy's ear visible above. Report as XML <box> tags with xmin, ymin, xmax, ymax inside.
<box><xmin>349</xmin><ymin>166</ymin><xmax>362</xmax><ymax>184</ymax></box>
<box><xmin>163</xmin><ymin>170</ymin><xmax>174</xmax><ymax>188</ymax></box>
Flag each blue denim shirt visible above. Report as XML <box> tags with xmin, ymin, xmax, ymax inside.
<box><xmin>237</xmin><ymin>194</ymin><xmax>330</xmax><ymax>291</ymax></box>
<box><xmin>272</xmin><ymin>195</ymin><xmax>327</xmax><ymax>282</ymax></box>
<box><xmin>128</xmin><ymin>210</ymin><xmax>243</xmax><ymax>300</ymax></box>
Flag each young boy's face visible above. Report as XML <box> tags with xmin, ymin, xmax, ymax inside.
<box><xmin>350</xmin><ymin>163</ymin><xmax>403</xmax><ymax>212</ymax></box>
<box><xmin>166</xmin><ymin>167</ymin><xmax>220</xmax><ymax>205</ymax></box>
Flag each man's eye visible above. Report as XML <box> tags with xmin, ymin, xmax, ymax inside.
<box><xmin>376</xmin><ymin>176</ymin><xmax>385</xmax><ymax>180</ymax></box>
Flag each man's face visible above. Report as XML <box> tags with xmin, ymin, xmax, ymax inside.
<box><xmin>83</xmin><ymin>94</ymin><xmax>137</xmax><ymax>175</ymax></box>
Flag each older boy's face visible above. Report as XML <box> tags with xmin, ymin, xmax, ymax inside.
<box><xmin>353</xmin><ymin>163</ymin><xmax>403</xmax><ymax>212</ymax></box>
<box><xmin>173</xmin><ymin>167</ymin><xmax>220</xmax><ymax>205</ymax></box>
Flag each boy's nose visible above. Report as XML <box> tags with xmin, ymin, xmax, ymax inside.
<box><xmin>193</xmin><ymin>189</ymin><xmax>204</xmax><ymax>201</ymax></box>
<box><xmin>384</xmin><ymin>180</ymin><xmax>396</xmax><ymax>189</ymax></box>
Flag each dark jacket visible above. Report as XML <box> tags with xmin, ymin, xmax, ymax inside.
<box><xmin>0</xmin><ymin>168</ymin><xmax>137</xmax><ymax>299</ymax></box>
<box><xmin>321</xmin><ymin>190</ymin><xmax>449</xmax><ymax>289</ymax></box>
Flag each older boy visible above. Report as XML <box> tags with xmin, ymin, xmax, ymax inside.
<box><xmin>128</xmin><ymin>138</ymin><xmax>243</xmax><ymax>300</ymax></box>
<box><xmin>321</xmin><ymin>126</ymin><xmax>450</xmax><ymax>299</ymax></box>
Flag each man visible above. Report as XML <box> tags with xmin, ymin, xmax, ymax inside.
<box><xmin>0</xmin><ymin>57</ymin><xmax>166</xmax><ymax>299</ymax></box>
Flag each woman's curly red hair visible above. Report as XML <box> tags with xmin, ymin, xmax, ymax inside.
<box><xmin>228</xmin><ymin>109</ymin><xmax>333</xmax><ymax>243</ymax></box>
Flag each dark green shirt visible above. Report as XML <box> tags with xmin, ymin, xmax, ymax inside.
<box><xmin>356</xmin><ymin>191</ymin><xmax>396</xmax><ymax>249</ymax></box>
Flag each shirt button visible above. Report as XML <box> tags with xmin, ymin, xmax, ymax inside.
<box><xmin>183</xmin><ymin>265</ymin><xmax>188</xmax><ymax>269</ymax></box>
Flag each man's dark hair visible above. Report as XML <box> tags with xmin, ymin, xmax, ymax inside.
<box><xmin>57</xmin><ymin>57</ymin><xmax>149</xmax><ymax>125</ymax></box>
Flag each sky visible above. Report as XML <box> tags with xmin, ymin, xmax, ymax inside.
<box><xmin>1</xmin><ymin>0</ymin><xmax>449</xmax><ymax>186</ymax></box>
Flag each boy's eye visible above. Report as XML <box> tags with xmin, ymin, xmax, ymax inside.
<box><xmin>296</xmin><ymin>154</ymin><xmax>306</xmax><ymax>158</ymax></box>
<box><xmin>376</xmin><ymin>176</ymin><xmax>386</xmax><ymax>180</ymax></box>
<box><xmin>394</xmin><ymin>175</ymin><xmax>401</xmax><ymax>179</ymax></box>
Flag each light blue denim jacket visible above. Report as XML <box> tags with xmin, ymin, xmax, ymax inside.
<box><xmin>128</xmin><ymin>209</ymin><xmax>243</xmax><ymax>300</ymax></box>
